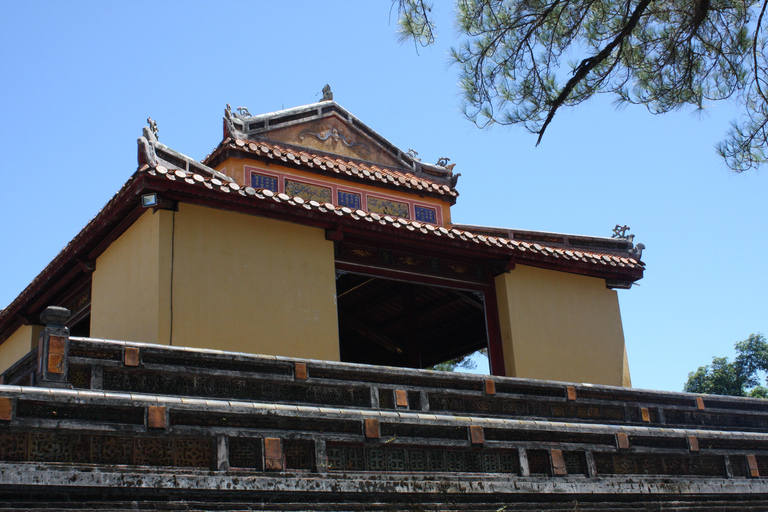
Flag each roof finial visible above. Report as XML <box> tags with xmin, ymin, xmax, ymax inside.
<box><xmin>611</xmin><ymin>224</ymin><xmax>631</xmax><ymax>239</ymax></box>
<box><xmin>629</xmin><ymin>243</ymin><xmax>646</xmax><ymax>261</ymax></box>
<box><xmin>147</xmin><ymin>117</ymin><xmax>158</xmax><ymax>141</ymax></box>
<box><xmin>321</xmin><ymin>84</ymin><xmax>333</xmax><ymax>101</ymax></box>
<box><xmin>223</xmin><ymin>104</ymin><xmax>245</xmax><ymax>140</ymax></box>
<box><xmin>612</xmin><ymin>225</ymin><xmax>645</xmax><ymax>261</ymax></box>
<box><xmin>138</xmin><ymin>118</ymin><xmax>159</xmax><ymax>168</ymax></box>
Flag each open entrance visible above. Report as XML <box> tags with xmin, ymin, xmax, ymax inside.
<box><xmin>336</xmin><ymin>271</ymin><xmax>489</xmax><ymax>370</ymax></box>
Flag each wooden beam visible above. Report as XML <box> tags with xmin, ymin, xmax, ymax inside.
<box><xmin>337</xmin><ymin>311</ymin><xmax>403</xmax><ymax>354</ymax></box>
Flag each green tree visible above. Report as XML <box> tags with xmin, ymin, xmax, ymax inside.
<box><xmin>683</xmin><ymin>333</ymin><xmax>768</xmax><ymax>396</ymax></box>
<box><xmin>396</xmin><ymin>0</ymin><xmax>768</xmax><ymax>172</ymax></box>
<box><xmin>428</xmin><ymin>348</ymin><xmax>488</xmax><ymax>372</ymax></box>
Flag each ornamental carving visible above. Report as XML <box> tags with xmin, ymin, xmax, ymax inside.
<box><xmin>299</xmin><ymin>127</ymin><xmax>371</xmax><ymax>154</ymax></box>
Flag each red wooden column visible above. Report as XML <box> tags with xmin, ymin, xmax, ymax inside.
<box><xmin>483</xmin><ymin>283</ymin><xmax>506</xmax><ymax>376</ymax></box>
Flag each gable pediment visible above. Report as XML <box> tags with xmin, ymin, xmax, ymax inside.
<box><xmin>225</xmin><ymin>101</ymin><xmax>420</xmax><ymax>171</ymax></box>
<box><xmin>266</xmin><ymin>116</ymin><xmax>404</xmax><ymax>167</ymax></box>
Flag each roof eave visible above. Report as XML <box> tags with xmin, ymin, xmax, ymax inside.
<box><xmin>0</xmin><ymin>172</ymin><xmax>147</xmax><ymax>343</ymax></box>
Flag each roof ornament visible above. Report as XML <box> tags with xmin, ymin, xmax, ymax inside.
<box><xmin>147</xmin><ymin>117</ymin><xmax>158</xmax><ymax>141</ymax></box>
<box><xmin>407</xmin><ymin>149</ymin><xmax>421</xmax><ymax>162</ymax></box>
<box><xmin>137</xmin><ymin>118</ymin><xmax>159</xmax><ymax>168</ymax></box>
<box><xmin>224</xmin><ymin>104</ymin><xmax>245</xmax><ymax>140</ymax></box>
<box><xmin>611</xmin><ymin>224</ymin><xmax>631</xmax><ymax>239</ymax></box>
<box><xmin>237</xmin><ymin>106</ymin><xmax>251</xmax><ymax>117</ymax></box>
<box><xmin>612</xmin><ymin>224</ymin><xmax>645</xmax><ymax>261</ymax></box>
<box><xmin>321</xmin><ymin>84</ymin><xmax>333</xmax><ymax>101</ymax></box>
<box><xmin>629</xmin><ymin>243</ymin><xmax>646</xmax><ymax>261</ymax></box>
<box><xmin>436</xmin><ymin>157</ymin><xmax>457</xmax><ymax>172</ymax></box>
<box><xmin>449</xmin><ymin>172</ymin><xmax>461</xmax><ymax>188</ymax></box>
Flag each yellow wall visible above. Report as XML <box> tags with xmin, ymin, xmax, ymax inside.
<box><xmin>0</xmin><ymin>324</ymin><xmax>42</xmax><ymax>373</ymax></box>
<box><xmin>217</xmin><ymin>157</ymin><xmax>453</xmax><ymax>226</ymax></box>
<box><xmin>168</xmin><ymin>203</ymin><xmax>339</xmax><ymax>360</ymax></box>
<box><xmin>495</xmin><ymin>265</ymin><xmax>630</xmax><ymax>386</ymax></box>
<box><xmin>91</xmin><ymin>209</ymin><xmax>173</xmax><ymax>344</ymax></box>
<box><xmin>90</xmin><ymin>203</ymin><xmax>339</xmax><ymax>361</ymax></box>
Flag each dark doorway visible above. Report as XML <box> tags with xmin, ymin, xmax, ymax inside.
<box><xmin>68</xmin><ymin>314</ymin><xmax>90</xmax><ymax>337</ymax></box>
<box><xmin>335</xmin><ymin>272</ymin><xmax>489</xmax><ymax>369</ymax></box>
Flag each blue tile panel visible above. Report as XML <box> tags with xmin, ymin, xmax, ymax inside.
<box><xmin>338</xmin><ymin>191</ymin><xmax>362</xmax><ymax>209</ymax></box>
<box><xmin>251</xmin><ymin>173</ymin><xmax>278</xmax><ymax>192</ymax></box>
<box><xmin>414</xmin><ymin>206</ymin><xmax>437</xmax><ymax>224</ymax></box>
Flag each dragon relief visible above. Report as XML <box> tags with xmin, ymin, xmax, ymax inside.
<box><xmin>299</xmin><ymin>126</ymin><xmax>371</xmax><ymax>154</ymax></box>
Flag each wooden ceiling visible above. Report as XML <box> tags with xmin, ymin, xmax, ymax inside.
<box><xmin>336</xmin><ymin>272</ymin><xmax>488</xmax><ymax>369</ymax></box>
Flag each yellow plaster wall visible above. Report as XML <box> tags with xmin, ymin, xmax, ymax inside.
<box><xmin>495</xmin><ymin>265</ymin><xmax>630</xmax><ymax>386</ymax></box>
<box><xmin>217</xmin><ymin>157</ymin><xmax>453</xmax><ymax>226</ymax></box>
<box><xmin>0</xmin><ymin>325</ymin><xmax>42</xmax><ymax>373</ymax></box>
<box><xmin>90</xmin><ymin>209</ymin><xmax>173</xmax><ymax>344</ymax></box>
<box><xmin>169</xmin><ymin>203</ymin><xmax>340</xmax><ymax>360</ymax></box>
<box><xmin>89</xmin><ymin>203</ymin><xmax>339</xmax><ymax>360</ymax></box>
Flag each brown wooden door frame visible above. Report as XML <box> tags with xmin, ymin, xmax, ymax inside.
<box><xmin>335</xmin><ymin>261</ymin><xmax>506</xmax><ymax>376</ymax></box>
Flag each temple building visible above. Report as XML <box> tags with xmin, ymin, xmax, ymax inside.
<box><xmin>2</xmin><ymin>93</ymin><xmax>768</xmax><ymax>510</ymax></box>
<box><xmin>0</xmin><ymin>93</ymin><xmax>643</xmax><ymax>386</ymax></box>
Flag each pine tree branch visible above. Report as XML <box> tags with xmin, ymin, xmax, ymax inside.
<box><xmin>536</xmin><ymin>0</ymin><xmax>654</xmax><ymax>145</ymax></box>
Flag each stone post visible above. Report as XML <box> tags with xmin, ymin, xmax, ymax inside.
<box><xmin>36</xmin><ymin>306</ymin><xmax>71</xmax><ymax>387</ymax></box>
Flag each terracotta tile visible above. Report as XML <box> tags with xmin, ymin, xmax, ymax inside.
<box><xmin>484</xmin><ymin>379</ymin><xmax>496</xmax><ymax>395</ymax></box>
<box><xmin>395</xmin><ymin>390</ymin><xmax>408</xmax><ymax>407</ymax></box>
<box><xmin>747</xmin><ymin>454</ymin><xmax>759</xmax><ymax>477</ymax></box>
<box><xmin>551</xmin><ymin>449</ymin><xmax>567</xmax><ymax>476</ymax></box>
<box><xmin>364</xmin><ymin>418</ymin><xmax>380</xmax><ymax>439</ymax></box>
<box><xmin>294</xmin><ymin>362</ymin><xmax>307</xmax><ymax>380</ymax></box>
<box><xmin>0</xmin><ymin>397</ymin><xmax>12</xmax><ymax>421</ymax></box>
<box><xmin>47</xmin><ymin>353</ymin><xmax>64</xmax><ymax>374</ymax></box>
<box><xmin>616</xmin><ymin>432</ymin><xmax>630</xmax><ymax>449</ymax></box>
<box><xmin>265</xmin><ymin>438</ymin><xmax>282</xmax><ymax>459</ymax></box>
<box><xmin>124</xmin><ymin>347</ymin><xmax>140</xmax><ymax>367</ymax></box>
<box><xmin>469</xmin><ymin>425</ymin><xmax>484</xmax><ymax>445</ymax></box>
<box><xmin>265</xmin><ymin>438</ymin><xmax>283</xmax><ymax>471</ymax></box>
<box><xmin>48</xmin><ymin>336</ymin><xmax>66</xmax><ymax>355</ymax></box>
<box><xmin>566</xmin><ymin>386</ymin><xmax>577</xmax><ymax>401</ymax></box>
<box><xmin>147</xmin><ymin>406</ymin><xmax>167</xmax><ymax>429</ymax></box>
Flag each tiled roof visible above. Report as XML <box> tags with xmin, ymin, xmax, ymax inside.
<box><xmin>203</xmin><ymin>137</ymin><xmax>459</xmax><ymax>200</ymax></box>
<box><xmin>0</xmin><ymin>131</ymin><xmax>643</xmax><ymax>342</ymax></box>
<box><xmin>143</xmin><ymin>163</ymin><xmax>643</xmax><ymax>272</ymax></box>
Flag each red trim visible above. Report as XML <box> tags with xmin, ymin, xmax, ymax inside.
<box><xmin>246</xmin><ymin>165</ymin><xmax>446</xmax><ymax>226</ymax></box>
<box><xmin>482</xmin><ymin>284</ymin><xmax>506</xmax><ymax>376</ymax></box>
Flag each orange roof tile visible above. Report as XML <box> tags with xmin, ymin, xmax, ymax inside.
<box><xmin>144</xmin><ymin>164</ymin><xmax>643</xmax><ymax>272</ymax></box>
<box><xmin>203</xmin><ymin>138</ymin><xmax>459</xmax><ymax>201</ymax></box>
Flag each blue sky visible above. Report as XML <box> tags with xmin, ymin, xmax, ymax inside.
<box><xmin>1</xmin><ymin>2</ymin><xmax>766</xmax><ymax>392</ymax></box>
